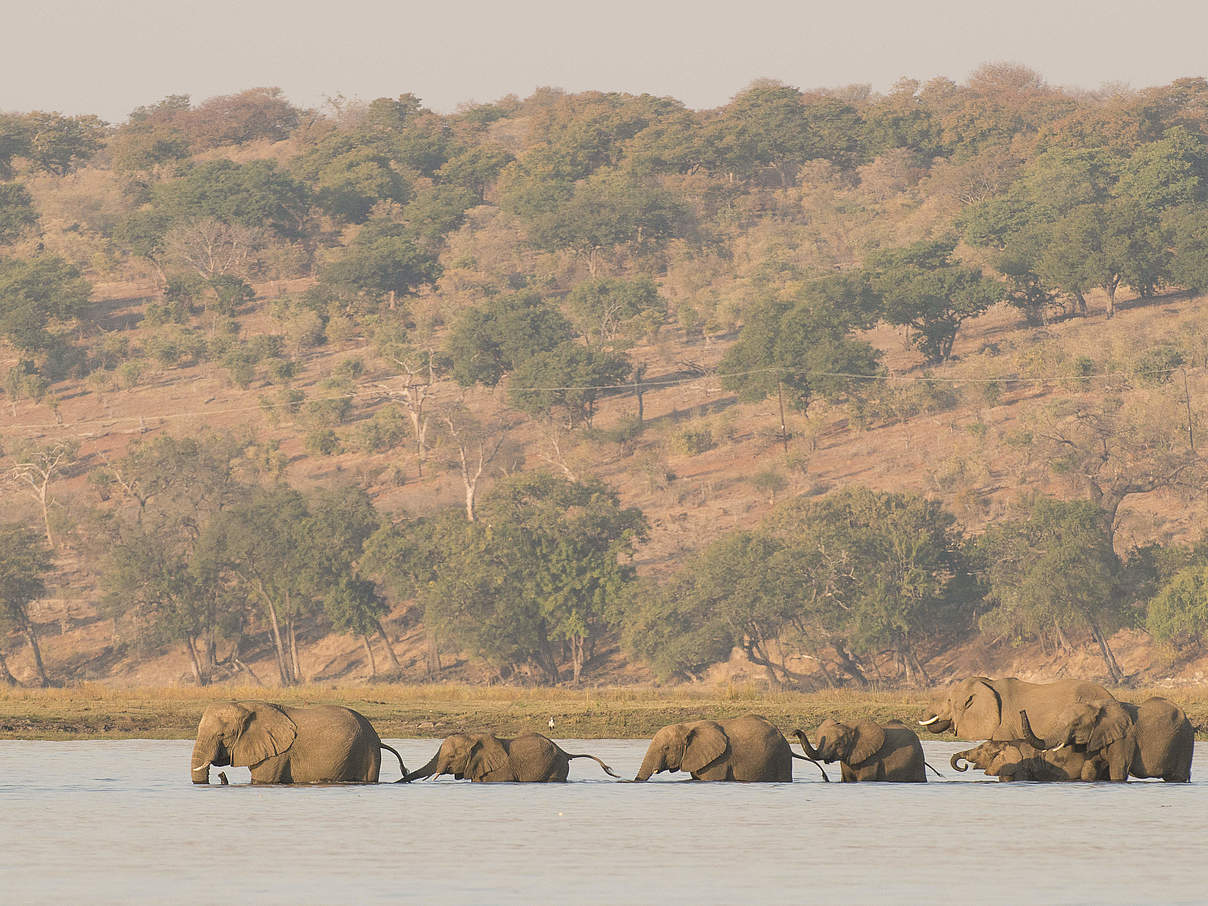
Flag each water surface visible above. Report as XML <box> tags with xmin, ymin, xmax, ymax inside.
<box><xmin>1</xmin><ymin>739</ymin><xmax>1204</xmax><ymax>904</ymax></box>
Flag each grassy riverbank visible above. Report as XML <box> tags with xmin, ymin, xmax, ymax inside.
<box><xmin>3</xmin><ymin>684</ymin><xmax>1208</xmax><ymax>740</ymax></box>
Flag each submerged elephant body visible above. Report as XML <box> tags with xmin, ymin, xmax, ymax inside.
<box><xmin>635</xmin><ymin>714</ymin><xmax>794</xmax><ymax>782</ymax></box>
<box><xmin>1049</xmin><ymin>696</ymin><xmax>1193</xmax><ymax>782</ymax></box>
<box><xmin>919</xmin><ymin>676</ymin><xmax>1115</xmax><ymax>742</ymax></box>
<box><xmin>191</xmin><ymin>701</ymin><xmax>405</xmax><ymax>784</ymax></box>
<box><xmin>405</xmin><ymin>732</ymin><xmax>618</xmax><ymax>782</ymax></box>
<box><xmin>794</xmin><ymin>719</ymin><xmax>926</xmax><ymax>782</ymax></box>
<box><xmin>950</xmin><ymin>713</ymin><xmax>1105</xmax><ymax>782</ymax></box>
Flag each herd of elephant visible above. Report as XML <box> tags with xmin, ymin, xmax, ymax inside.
<box><xmin>189</xmin><ymin>676</ymin><xmax>1195</xmax><ymax>786</ymax></box>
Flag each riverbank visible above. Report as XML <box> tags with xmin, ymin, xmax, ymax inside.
<box><xmin>3</xmin><ymin>683</ymin><xmax>1207</xmax><ymax>739</ymax></box>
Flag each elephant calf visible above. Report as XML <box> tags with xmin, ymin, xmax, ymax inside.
<box><xmin>191</xmin><ymin>701</ymin><xmax>407</xmax><ymax>784</ymax></box>
<box><xmin>404</xmin><ymin>732</ymin><xmax>618</xmax><ymax>782</ymax></box>
<box><xmin>792</xmin><ymin>719</ymin><xmax>927</xmax><ymax>782</ymax></box>
<box><xmin>949</xmin><ymin>712</ymin><xmax>1104</xmax><ymax>782</ymax></box>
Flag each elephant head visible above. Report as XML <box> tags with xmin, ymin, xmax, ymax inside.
<box><xmin>1048</xmin><ymin>700</ymin><xmax>1132</xmax><ymax>753</ymax></box>
<box><xmin>634</xmin><ymin>721</ymin><xmax>729</xmax><ymax>781</ymax></box>
<box><xmin>950</xmin><ymin>740</ymin><xmax>1019</xmax><ymax>775</ymax></box>
<box><xmin>919</xmin><ymin>677</ymin><xmax>1001</xmax><ymax>739</ymax></box>
<box><xmin>404</xmin><ymin>733</ymin><xmax>509</xmax><ymax>782</ymax></box>
<box><xmin>191</xmin><ymin>701</ymin><xmax>298</xmax><ymax>784</ymax></box>
<box><xmin>794</xmin><ymin>719</ymin><xmax>884</xmax><ymax>766</ymax></box>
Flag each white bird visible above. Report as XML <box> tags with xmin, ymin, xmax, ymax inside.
<box><xmin>548</xmin><ymin>717</ymin><xmax>555</xmax><ymax>730</ymax></box>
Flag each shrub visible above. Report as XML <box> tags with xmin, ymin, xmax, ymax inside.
<box><xmin>305</xmin><ymin>428</ymin><xmax>341</xmax><ymax>456</ymax></box>
<box><xmin>350</xmin><ymin>406</ymin><xmax>409</xmax><ymax>453</ymax></box>
<box><xmin>673</xmin><ymin>426</ymin><xmax>715</xmax><ymax>456</ymax></box>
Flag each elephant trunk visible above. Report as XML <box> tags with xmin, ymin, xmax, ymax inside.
<box><xmin>1018</xmin><ymin>710</ymin><xmax>1047</xmax><ymax>750</ymax></box>
<box><xmin>950</xmin><ymin>752</ymin><xmax>970</xmax><ymax>772</ymax></box>
<box><xmin>191</xmin><ymin>739</ymin><xmax>215</xmax><ymax>785</ymax></box>
<box><xmin>791</xmin><ymin>729</ymin><xmax>823</xmax><ymax>762</ymax></box>
<box><xmin>404</xmin><ymin>751</ymin><xmax>441</xmax><ymax>782</ymax></box>
<box><xmin>634</xmin><ymin>749</ymin><xmax>662</xmax><ymax>782</ymax></box>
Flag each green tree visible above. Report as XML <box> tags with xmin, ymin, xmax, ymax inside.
<box><xmin>767</xmin><ymin>487</ymin><xmax>972</xmax><ymax>686</ymax></box>
<box><xmin>0</xmin><ymin>255</ymin><xmax>92</xmax><ymax>354</ymax></box>
<box><xmin>508</xmin><ymin>341</ymin><xmax>631</xmax><ymax>427</ymax></box>
<box><xmin>98</xmin><ymin>432</ymin><xmax>248</xmax><ymax>685</ymax></box>
<box><xmin>867</xmin><ymin>239</ymin><xmax>1002</xmax><ymax>362</ymax></box>
<box><xmin>721</xmin><ymin>274</ymin><xmax>882</xmax><ymax>442</ymax></box>
<box><xmin>0</xmin><ymin>183</ymin><xmax>38</xmax><ymax>245</ymax></box>
<box><xmin>320</xmin><ymin>219</ymin><xmax>441</xmax><ymax>308</ymax></box>
<box><xmin>978</xmin><ymin>497</ymin><xmax>1126</xmax><ymax>682</ymax></box>
<box><xmin>564</xmin><ymin>276</ymin><xmax>666</xmax><ymax>346</ymax></box>
<box><xmin>21</xmin><ymin>112</ymin><xmax>105</xmax><ymax>175</ymax></box>
<box><xmin>154</xmin><ymin>159</ymin><xmax>312</xmax><ymax>237</ymax></box>
<box><xmin>0</xmin><ymin>522</ymin><xmax>54</xmax><ymax>686</ymax></box>
<box><xmin>1146</xmin><ymin>543</ymin><xmax>1208</xmax><ymax>649</ymax></box>
<box><xmin>292</xmin><ymin>134</ymin><xmax>410</xmax><ymax>223</ymax></box>
<box><xmin>445</xmin><ymin>291</ymin><xmax>575</xmax><ymax>387</ymax></box>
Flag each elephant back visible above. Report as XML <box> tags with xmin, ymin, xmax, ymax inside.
<box><xmin>720</xmin><ymin>714</ymin><xmax>791</xmax><ymax>782</ymax></box>
<box><xmin>996</xmin><ymin>678</ymin><xmax>1115</xmax><ymax>741</ymax></box>
<box><xmin>281</xmin><ymin>705</ymin><xmax>380</xmax><ymax>782</ymax></box>
<box><xmin>1130</xmin><ymin>698</ymin><xmax>1194</xmax><ymax>781</ymax></box>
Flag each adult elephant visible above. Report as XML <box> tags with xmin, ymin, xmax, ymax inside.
<box><xmin>404</xmin><ymin>733</ymin><xmax>618</xmax><ymax>782</ymax></box>
<box><xmin>1047</xmin><ymin>696</ymin><xmax>1193</xmax><ymax>782</ymax></box>
<box><xmin>918</xmin><ymin>676</ymin><xmax>1115</xmax><ymax>742</ymax></box>
<box><xmin>635</xmin><ymin>714</ymin><xmax>801</xmax><ymax>782</ymax></box>
<box><xmin>190</xmin><ymin>701</ymin><xmax>406</xmax><ymax>784</ymax></box>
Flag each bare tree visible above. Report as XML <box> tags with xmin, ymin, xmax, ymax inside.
<box><xmin>378</xmin><ymin>344</ymin><xmax>440</xmax><ymax>477</ymax></box>
<box><xmin>437</xmin><ymin>402</ymin><xmax>510</xmax><ymax>522</ymax></box>
<box><xmin>5</xmin><ymin>441</ymin><xmax>79</xmax><ymax>548</ymax></box>
<box><xmin>164</xmin><ymin>217</ymin><xmax>264</xmax><ymax>279</ymax></box>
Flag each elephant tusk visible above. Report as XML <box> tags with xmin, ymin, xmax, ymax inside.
<box><xmin>192</xmin><ymin>764</ymin><xmax>210</xmax><ymax>773</ymax></box>
<box><xmin>918</xmin><ymin>715</ymin><xmax>940</xmax><ymax>726</ymax></box>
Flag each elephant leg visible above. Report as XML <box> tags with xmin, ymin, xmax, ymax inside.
<box><xmin>250</xmin><ymin>754</ymin><xmax>291</xmax><ymax>784</ymax></box>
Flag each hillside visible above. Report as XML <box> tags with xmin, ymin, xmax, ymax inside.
<box><xmin>3</xmin><ymin>72</ymin><xmax>1208</xmax><ymax>690</ymax></box>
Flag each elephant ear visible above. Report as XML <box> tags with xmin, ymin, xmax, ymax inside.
<box><xmin>230</xmin><ymin>703</ymin><xmax>297</xmax><ymax>768</ymax></box>
<box><xmin>956</xmin><ymin>679</ymin><xmax>1002</xmax><ymax>740</ymax></box>
<box><xmin>466</xmin><ymin>736</ymin><xmax>509</xmax><ymax>780</ymax></box>
<box><xmin>1088</xmin><ymin>702</ymin><xmax>1132</xmax><ymax>753</ymax></box>
<box><xmin>849</xmin><ymin>721</ymin><xmax>886</xmax><ymax>765</ymax></box>
<box><xmin>682</xmin><ymin>722</ymin><xmax>728</xmax><ymax>774</ymax></box>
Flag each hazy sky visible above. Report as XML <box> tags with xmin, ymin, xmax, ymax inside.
<box><xmin>5</xmin><ymin>0</ymin><xmax>1208</xmax><ymax>121</ymax></box>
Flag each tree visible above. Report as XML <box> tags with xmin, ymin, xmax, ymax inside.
<box><xmin>154</xmin><ymin>159</ymin><xmax>312</xmax><ymax>237</ymax></box>
<box><xmin>4</xmin><ymin>441</ymin><xmax>78</xmax><ymax>548</ymax></box>
<box><xmin>417</xmin><ymin>473</ymin><xmax>645</xmax><ymax>682</ymax></box>
<box><xmin>21</xmin><ymin>112</ymin><xmax>105</xmax><ymax>175</ymax></box>
<box><xmin>0</xmin><ymin>255</ymin><xmax>91</xmax><ymax>354</ymax></box>
<box><xmin>979</xmin><ymin>497</ymin><xmax>1127</xmax><ymax>682</ymax></box>
<box><xmin>1146</xmin><ymin>544</ymin><xmax>1208</xmax><ymax>649</ymax></box>
<box><xmin>320</xmin><ymin>219</ymin><xmax>441</xmax><ymax>308</ymax></box>
<box><xmin>292</xmin><ymin>134</ymin><xmax>410</xmax><ymax>223</ymax></box>
<box><xmin>564</xmin><ymin>276</ymin><xmax>666</xmax><ymax>346</ymax></box>
<box><xmin>436</xmin><ymin>401</ymin><xmax>511</xmax><ymax>522</ymax></box>
<box><xmin>0</xmin><ymin>183</ymin><xmax>38</xmax><ymax>245</ymax></box>
<box><xmin>198</xmin><ymin>485</ymin><xmax>316</xmax><ymax>685</ymax></box>
<box><xmin>508</xmin><ymin>341</ymin><xmax>631</xmax><ymax>427</ymax></box>
<box><xmin>445</xmin><ymin>292</ymin><xmax>575</xmax><ymax>388</ymax></box>
<box><xmin>98</xmin><ymin>432</ymin><xmax>248</xmax><ymax>685</ymax></box>
<box><xmin>721</xmin><ymin>274</ymin><xmax>882</xmax><ymax>444</ymax></box>
<box><xmin>867</xmin><ymin>239</ymin><xmax>1002</xmax><ymax>362</ymax></box>
<box><xmin>766</xmin><ymin>488</ymin><xmax>972</xmax><ymax>686</ymax></box>
<box><xmin>0</xmin><ymin>522</ymin><xmax>54</xmax><ymax>686</ymax></box>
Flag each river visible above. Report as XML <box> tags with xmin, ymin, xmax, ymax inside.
<box><xmin>1</xmin><ymin>739</ymin><xmax>1204</xmax><ymax>904</ymax></box>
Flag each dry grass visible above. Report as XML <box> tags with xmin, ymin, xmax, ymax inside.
<box><xmin>2</xmin><ymin>683</ymin><xmax>1205</xmax><ymax>740</ymax></box>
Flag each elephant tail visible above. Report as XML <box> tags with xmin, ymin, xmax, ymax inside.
<box><xmin>924</xmin><ymin>760</ymin><xmax>943</xmax><ymax>779</ymax></box>
<box><xmin>790</xmin><ymin>751</ymin><xmax>830</xmax><ymax>782</ymax></box>
<box><xmin>567</xmin><ymin>753</ymin><xmax>621</xmax><ymax>779</ymax></box>
<box><xmin>380</xmin><ymin>743</ymin><xmax>408</xmax><ymax>782</ymax></box>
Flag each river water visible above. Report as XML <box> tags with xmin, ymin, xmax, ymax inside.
<box><xmin>1</xmin><ymin>738</ymin><xmax>1204</xmax><ymax>904</ymax></box>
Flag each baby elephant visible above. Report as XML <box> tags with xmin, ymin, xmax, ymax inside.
<box><xmin>635</xmin><ymin>714</ymin><xmax>798</xmax><ymax>782</ymax></box>
<box><xmin>793</xmin><ymin>719</ymin><xmax>927</xmax><ymax>782</ymax></box>
<box><xmin>950</xmin><ymin>710</ymin><xmax>1105</xmax><ymax>781</ymax></box>
<box><xmin>404</xmin><ymin>732</ymin><xmax>618</xmax><ymax>782</ymax></box>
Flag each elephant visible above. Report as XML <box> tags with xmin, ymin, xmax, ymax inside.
<box><xmin>949</xmin><ymin>711</ymin><xmax>1105</xmax><ymax>781</ymax></box>
<box><xmin>634</xmin><ymin>714</ymin><xmax>806</xmax><ymax>782</ymax></box>
<box><xmin>918</xmin><ymin>676</ymin><xmax>1115</xmax><ymax>742</ymax></box>
<box><xmin>190</xmin><ymin>701</ymin><xmax>406</xmax><ymax>784</ymax></box>
<box><xmin>1046</xmin><ymin>696</ymin><xmax>1193</xmax><ymax>782</ymax></box>
<box><xmin>404</xmin><ymin>732</ymin><xmax>619</xmax><ymax>782</ymax></box>
<box><xmin>792</xmin><ymin>719</ymin><xmax>927</xmax><ymax>782</ymax></box>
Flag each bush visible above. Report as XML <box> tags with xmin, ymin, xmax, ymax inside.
<box><xmin>1136</xmin><ymin>345</ymin><xmax>1184</xmax><ymax>385</ymax></box>
<box><xmin>350</xmin><ymin>406</ymin><xmax>409</xmax><ymax>453</ymax></box>
<box><xmin>673</xmin><ymin>426</ymin><xmax>715</xmax><ymax>456</ymax></box>
<box><xmin>305</xmin><ymin>428</ymin><xmax>341</xmax><ymax>456</ymax></box>
<box><xmin>302</xmin><ymin>396</ymin><xmax>352</xmax><ymax>427</ymax></box>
